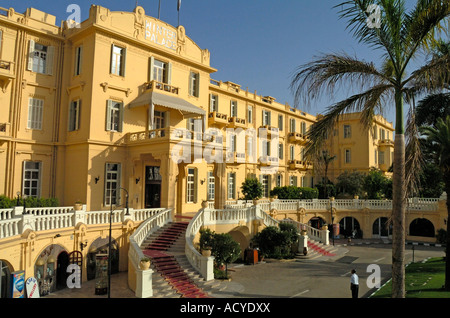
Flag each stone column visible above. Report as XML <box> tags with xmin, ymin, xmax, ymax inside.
<box><xmin>214</xmin><ymin>162</ymin><xmax>226</xmax><ymax>209</ymax></box>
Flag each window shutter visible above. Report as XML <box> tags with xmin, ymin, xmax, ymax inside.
<box><xmin>46</xmin><ymin>46</ymin><xmax>55</xmax><ymax>75</ymax></box>
<box><xmin>77</xmin><ymin>100</ymin><xmax>81</xmax><ymax>130</ymax></box>
<box><xmin>106</xmin><ymin>100</ymin><xmax>112</xmax><ymax>131</ymax></box>
<box><xmin>149</xmin><ymin>56</ymin><xmax>155</xmax><ymax>81</ymax></box>
<box><xmin>68</xmin><ymin>101</ymin><xmax>74</xmax><ymax>131</ymax></box>
<box><xmin>195</xmin><ymin>73</ymin><xmax>199</xmax><ymax>97</ymax></box>
<box><xmin>118</xmin><ymin>102</ymin><xmax>124</xmax><ymax>132</ymax></box>
<box><xmin>167</xmin><ymin>62</ymin><xmax>172</xmax><ymax>84</ymax></box>
<box><xmin>110</xmin><ymin>45</ymin><xmax>114</xmax><ymax>74</ymax></box>
<box><xmin>164</xmin><ymin>111</ymin><xmax>170</xmax><ymax>128</ymax></box>
<box><xmin>188</xmin><ymin>72</ymin><xmax>192</xmax><ymax>96</ymax></box>
<box><xmin>117</xmin><ymin>164</ymin><xmax>122</xmax><ymax>204</ymax></box>
<box><xmin>121</xmin><ymin>48</ymin><xmax>127</xmax><ymax>77</ymax></box>
<box><xmin>194</xmin><ymin>168</ymin><xmax>198</xmax><ymax>203</ymax></box>
<box><xmin>28</xmin><ymin>40</ymin><xmax>35</xmax><ymax>71</ymax></box>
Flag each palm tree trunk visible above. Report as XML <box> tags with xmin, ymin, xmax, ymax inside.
<box><xmin>445</xmin><ymin>182</ymin><xmax>450</xmax><ymax>291</ymax></box>
<box><xmin>392</xmin><ymin>91</ymin><xmax>406</xmax><ymax>298</ymax></box>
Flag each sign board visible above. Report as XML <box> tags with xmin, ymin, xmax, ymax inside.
<box><xmin>26</xmin><ymin>277</ymin><xmax>40</xmax><ymax>298</ymax></box>
<box><xmin>10</xmin><ymin>271</ymin><xmax>25</xmax><ymax>298</ymax></box>
<box><xmin>144</xmin><ymin>20</ymin><xmax>177</xmax><ymax>51</ymax></box>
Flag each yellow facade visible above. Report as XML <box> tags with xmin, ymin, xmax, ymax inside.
<box><xmin>0</xmin><ymin>5</ymin><xmax>393</xmax><ymax>216</ymax></box>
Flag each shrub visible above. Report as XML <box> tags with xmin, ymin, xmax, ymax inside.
<box><xmin>270</xmin><ymin>186</ymin><xmax>318</xmax><ymax>199</ymax></box>
<box><xmin>0</xmin><ymin>196</ymin><xmax>60</xmax><ymax>208</ymax></box>
<box><xmin>252</xmin><ymin>225</ymin><xmax>298</xmax><ymax>259</ymax></box>
<box><xmin>240</xmin><ymin>178</ymin><xmax>263</xmax><ymax>200</ymax></box>
<box><xmin>315</xmin><ymin>182</ymin><xmax>337</xmax><ymax>199</ymax></box>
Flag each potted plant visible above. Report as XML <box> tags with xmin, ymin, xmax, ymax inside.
<box><xmin>74</xmin><ymin>201</ymin><xmax>83</xmax><ymax>210</ymax></box>
<box><xmin>201</xmin><ymin>200</ymin><xmax>209</xmax><ymax>209</ymax></box>
<box><xmin>139</xmin><ymin>257</ymin><xmax>151</xmax><ymax>270</ymax></box>
<box><xmin>202</xmin><ymin>246</ymin><xmax>212</xmax><ymax>257</ymax></box>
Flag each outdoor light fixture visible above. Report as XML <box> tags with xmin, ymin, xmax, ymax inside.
<box><xmin>135</xmin><ymin>177</ymin><xmax>140</xmax><ymax>184</ymax></box>
<box><xmin>95</xmin><ymin>176</ymin><xmax>100</xmax><ymax>184</ymax></box>
<box><xmin>80</xmin><ymin>241</ymin><xmax>88</xmax><ymax>251</ymax></box>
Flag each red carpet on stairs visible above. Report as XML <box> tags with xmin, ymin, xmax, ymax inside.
<box><xmin>143</xmin><ymin>222</ymin><xmax>210</xmax><ymax>298</ymax></box>
<box><xmin>307</xmin><ymin>241</ymin><xmax>336</xmax><ymax>257</ymax></box>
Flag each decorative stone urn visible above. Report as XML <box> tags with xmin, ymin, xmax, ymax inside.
<box><xmin>202</xmin><ymin>248</ymin><xmax>212</xmax><ymax>257</ymax></box>
<box><xmin>74</xmin><ymin>203</ymin><xmax>83</xmax><ymax>211</ymax></box>
<box><xmin>139</xmin><ymin>258</ymin><xmax>151</xmax><ymax>270</ymax></box>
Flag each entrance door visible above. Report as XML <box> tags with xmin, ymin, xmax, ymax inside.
<box><xmin>56</xmin><ymin>252</ymin><xmax>69</xmax><ymax>290</ymax></box>
<box><xmin>373</xmin><ymin>217</ymin><xmax>390</xmax><ymax>238</ymax></box>
<box><xmin>145</xmin><ymin>166</ymin><xmax>162</xmax><ymax>208</ymax></box>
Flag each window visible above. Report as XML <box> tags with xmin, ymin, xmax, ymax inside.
<box><xmin>207</xmin><ymin>171</ymin><xmax>215</xmax><ymax>201</ymax></box>
<box><xmin>379</xmin><ymin>128</ymin><xmax>385</xmax><ymax>140</ymax></box>
<box><xmin>227</xmin><ymin>173</ymin><xmax>236</xmax><ymax>200</ymax></box>
<box><xmin>262</xmin><ymin>110</ymin><xmax>271</xmax><ymax>126</ymax></box>
<box><xmin>290</xmin><ymin>145</ymin><xmax>295</xmax><ymax>161</ymax></box>
<box><xmin>278</xmin><ymin>143</ymin><xmax>283</xmax><ymax>159</ymax></box>
<box><xmin>22</xmin><ymin>161</ymin><xmax>42</xmax><ymax>198</ymax></box>
<box><xmin>229</xmin><ymin>133</ymin><xmax>237</xmax><ymax>153</ymax></box>
<box><xmin>375</xmin><ymin>150</ymin><xmax>378</xmax><ymax>164</ymax></box>
<box><xmin>74</xmin><ymin>45</ymin><xmax>83</xmax><ymax>76</ymax></box>
<box><xmin>278</xmin><ymin>115</ymin><xmax>283</xmax><ymax>131</ymax></box>
<box><xmin>189</xmin><ymin>71</ymin><xmax>200</xmax><ymax>97</ymax></box>
<box><xmin>104</xmin><ymin>163</ymin><xmax>121</xmax><ymax>205</ymax></box>
<box><xmin>345</xmin><ymin>149</ymin><xmax>351</xmax><ymax>163</ymax></box>
<box><xmin>247</xmin><ymin>136</ymin><xmax>254</xmax><ymax>158</ymax></box>
<box><xmin>27</xmin><ymin>40</ymin><xmax>54</xmax><ymax>75</ymax></box>
<box><xmin>262</xmin><ymin>140</ymin><xmax>271</xmax><ymax>156</ymax></box>
<box><xmin>290</xmin><ymin>118</ymin><xmax>296</xmax><ymax>133</ymax></box>
<box><xmin>373</xmin><ymin>125</ymin><xmax>378</xmax><ymax>139</ymax></box>
<box><xmin>110</xmin><ymin>45</ymin><xmax>126</xmax><ymax>76</ymax></box>
<box><xmin>378</xmin><ymin>151</ymin><xmax>385</xmax><ymax>164</ymax></box>
<box><xmin>27</xmin><ymin>98</ymin><xmax>44</xmax><ymax>130</ymax></box>
<box><xmin>261</xmin><ymin>175</ymin><xmax>270</xmax><ymax>198</ymax></box>
<box><xmin>276</xmin><ymin>174</ymin><xmax>283</xmax><ymax>187</ymax></box>
<box><xmin>230</xmin><ymin>101</ymin><xmax>238</xmax><ymax>117</ymax></box>
<box><xmin>106</xmin><ymin>100</ymin><xmax>123</xmax><ymax>132</ymax></box>
<box><xmin>289</xmin><ymin>176</ymin><xmax>297</xmax><ymax>186</ymax></box>
<box><xmin>247</xmin><ymin>105</ymin><xmax>253</xmax><ymax>124</ymax></box>
<box><xmin>344</xmin><ymin>125</ymin><xmax>352</xmax><ymax>138</ymax></box>
<box><xmin>301</xmin><ymin>122</ymin><xmax>307</xmax><ymax>134</ymax></box>
<box><xmin>186</xmin><ymin>168</ymin><xmax>196</xmax><ymax>203</ymax></box>
<box><xmin>150</xmin><ymin>57</ymin><xmax>171</xmax><ymax>83</ymax></box>
<box><xmin>209</xmin><ymin>94</ymin><xmax>218</xmax><ymax>112</ymax></box>
<box><xmin>68</xmin><ymin>99</ymin><xmax>81</xmax><ymax>131</ymax></box>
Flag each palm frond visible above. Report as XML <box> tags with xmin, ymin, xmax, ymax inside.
<box><xmin>290</xmin><ymin>53</ymin><xmax>391</xmax><ymax>107</ymax></box>
<box><xmin>405</xmin><ymin>104</ymin><xmax>423</xmax><ymax>198</ymax></box>
<box><xmin>303</xmin><ymin>83</ymin><xmax>393</xmax><ymax>159</ymax></box>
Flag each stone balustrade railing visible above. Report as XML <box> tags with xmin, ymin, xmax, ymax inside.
<box><xmin>281</xmin><ymin>219</ymin><xmax>329</xmax><ymax>245</ymax></box>
<box><xmin>0</xmin><ymin>205</ymin><xmax>167</xmax><ymax>240</ymax></box>
<box><xmin>225</xmin><ymin>197</ymin><xmax>441</xmax><ymax>213</ymax></box>
<box><xmin>185</xmin><ymin>204</ymin><xmax>279</xmax><ymax>281</ymax></box>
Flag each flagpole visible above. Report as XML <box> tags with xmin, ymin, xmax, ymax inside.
<box><xmin>177</xmin><ymin>0</ymin><xmax>181</xmax><ymax>26</ymax></box>
<box><xmin>158</xmin><ymin>0</ymin><xmax>161</xmax><ymax>19</ymax></box>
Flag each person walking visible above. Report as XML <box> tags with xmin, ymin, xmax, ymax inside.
<box><xmin>350</xmin><ymin>269</ymin><xmax>359</xmax><ymax>298</ymax></box>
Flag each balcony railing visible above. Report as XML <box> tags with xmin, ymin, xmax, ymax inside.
<box><xmin>378</xmin><ymin>139</ymin><xmax>394</xmax><ymax>147</ymax></box>
<box><xmin>228</xmin><ymin>116</ymin><xmax>246</xmax><ymax>128</ymax></box>
<box><xmin>144</xmin><ymin>80</ymin><xmax>179</xmax><ymax>95</ymax></box>
<box><xmin>208</xmin><ymin>111</ymin><xmax>228</xmax><ymax>126</ymax></box>
<box><xmin>288</xmin><ymin>132</ymin><xmax>308</xmax><ymax>144</ymax></box>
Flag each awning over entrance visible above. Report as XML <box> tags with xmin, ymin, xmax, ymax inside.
<box><xmin>129</xmin><ymin>91</ymin><xmax>206</xmax><ymax>117</ymax></box>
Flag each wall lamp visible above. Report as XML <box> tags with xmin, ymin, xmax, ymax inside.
<box><xmin>95</xmin><ymin>176</ymin><xmax>100</xmax><ymax>184</ymax></box>
<box><xmin>200</xmin><ymin>178</ymin><xmax>206</xmax><ymax>185</ymax></box>
<box><xmin>80</xmin><ymin>241</ymin><xmax>88</xmax><ymax>251</ymax></box>
<box><xmin>135</xmin><ymin>177</ymin><xmax>140</xmax><ymax>184</ymax></box>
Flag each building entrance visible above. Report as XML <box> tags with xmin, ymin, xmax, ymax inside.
<box><xmin>145</xmin><ymin>166</ymin><xmax>162</xmax><ymax>208</ymax></box>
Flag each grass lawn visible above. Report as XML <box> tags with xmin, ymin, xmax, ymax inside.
<box><xmin>371</xmin><ymin>257</ymin><xmax>450</xmax><ymax>298</ymax></box>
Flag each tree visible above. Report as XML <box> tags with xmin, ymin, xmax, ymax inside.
<box><xmin>290</xmin><ymin>1</ymin><xmax>450</xmax><ymax>297</ymax></box>
<box><xmin>211</xmin><ymin>233</ymin><xmax>241</xmax><ymax>278</ymax></box>
<box><xmin>420</xmin><ymin>115</ymin><xmax>450</xmax><ymax>290</ymax></box>
<box><xmin>363</xmin><ymin>168</ymin><xmax>391</xmax><ymax>199</ymax></box>
<box><xmin>240</xmin><ymin>178</ymin><xmax>263</xmax><ymax>200</ymax></box>
<box><xmin>321</xmin><ymin>153</ymin><xmax>337</xmax><ymax>184</ymax></box>
<box><xmin>336</xmin><ymin>171</ymin><xmax>365</xmax><ymax>197</ymax></box>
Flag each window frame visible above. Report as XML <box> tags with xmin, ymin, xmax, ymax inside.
<box><xmin>22</xmin><ymin>161</ymin><xmax>42</xmax><ymax>198</ymax></box>
<box><xmin>104</xmin><ymin>163</ymin><xmax>121</xmax><ymax>206</ymax></box>
<box><xmin>27</xmin><ymin>97</ymin><xmax>44</xmax><ymax>130</ymax></box>
<box><xmin>68</xmin><ymin>99</ymin><xmax>81</xmax><ymax>132</ymax></box>
<box><xmin>110</xmin><ymin>44</ymin><xmax>126</xmax><ymax>77</ymax></box>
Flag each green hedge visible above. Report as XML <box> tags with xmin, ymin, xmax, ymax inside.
<box><xmin>0</xmin><ymin>195</ymin><xmax>59</xmax><ymax>209</ymax></box>
<box><xmin>270</xmin><ymin>186</ymin><xmax>319</xmax><ymax>199</ymax></box>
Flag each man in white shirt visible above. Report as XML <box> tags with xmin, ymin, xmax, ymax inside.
<box><xmin>350</xmin><ymin>269</ymin><xmax>359</xmax><ymax>298</ymax></box>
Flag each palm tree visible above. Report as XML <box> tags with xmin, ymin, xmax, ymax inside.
<box><xmin>290</xmin><ymin>0</ymin><xmax>449</xmax><ymax>298</ymax></box>
<box><xmin>321</xmin><ymin>153</ymin><xmax>337</xmax><ymax>184</ymax></box>
<box><xmin>420</xmin><ymin>115</ymin><xmax>450</xmax><ymax>290</ymax></box>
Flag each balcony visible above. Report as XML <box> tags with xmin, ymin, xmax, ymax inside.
<box><xmin>226</xmin><ymin>151</ymin><xmax>246</xmax><ymax>163</ymax></box>
<box><xmin>259</xmin><ymin>125</ymin><xmax>279</xmax><ymax>136</ymax></box>
<box><xmin>259</xmin><ymin>156</ymin><xmax>279</xmax><ymax>166</ymax></box>
<box><xmin>288</xmin><ymin>160</ymin><xmax>312</xmax><ymax>170</ymax></box>
<box><xmin>208</xmin><ymin>111</ymin><xmax>228</xmax><ymax>127</ymax></box>
<box><xmin>228</xmin><ymin>116</ymin><xmax>246</xmax><ymax>129</ymax></box>
<box><xmin>0</xmin><ymin>60</ymin><xmax>15</xmax><ymax>93</ymax></box>
<box><xmin>378</xmin><ymin>139</ymin><xmax>394</xmax><ymax>148</ymax></box>
<box><xmin>144</xmin><ymin>80</ymin><xmax>179</xmax><ymax>95</ymax></box>
<box><xmin>288</xmin><ymin>132</ymin><xmax>309</xmax><ymax>144</ymax></box>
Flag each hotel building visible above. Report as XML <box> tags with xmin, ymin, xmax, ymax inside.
<box><xmin>0</xmin><ymin>5</ymin><xmax>394</xmax><ymax>216</ymax></box>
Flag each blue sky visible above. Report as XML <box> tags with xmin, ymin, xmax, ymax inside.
<box><xmin>1</xmin><ymin>0</ymin><xmax>429</xmax><ymax>124</ymax></box>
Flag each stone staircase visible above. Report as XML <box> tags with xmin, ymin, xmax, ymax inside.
<box><xmin>295</xmin><ymin>239</ymin><xmax>338</xmax><ymax>260</ymax></box>
<box><xmin>141</xmin><ymin>222</ymin><xmax>222</xmax><ymax>298</ymax></box>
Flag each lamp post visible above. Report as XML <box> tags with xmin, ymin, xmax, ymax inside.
<box><xmin>330</xmin><ymin>197</ymin><xmax>335</xmax><ymax>246</ymax></box>
<box><xmin>108</xmin><ymin>187</ymin><xmax>130</xmax><ymax>298</ymax></box>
